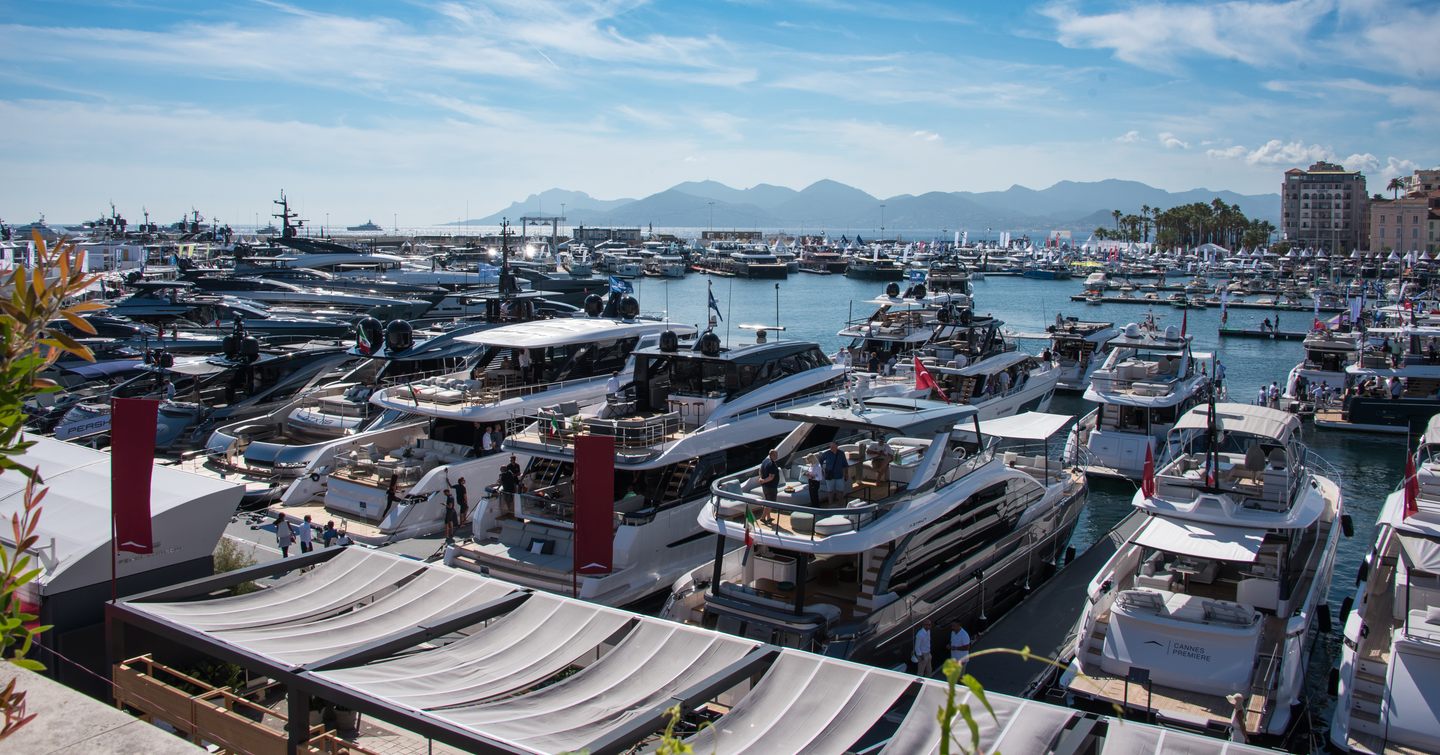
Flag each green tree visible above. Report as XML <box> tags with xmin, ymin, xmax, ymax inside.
<box><xmin>1387</xmin><ymin>176</ymin><xmax>1406</xmax><ymax>199</ymax></box>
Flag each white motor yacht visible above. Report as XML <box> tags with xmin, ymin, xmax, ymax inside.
<box><xmin>446</xmin><ymin>331</ymin><xmax>847</xmax><ymax>606</ymax></box>
<box><xmin>664</xmin><ymin>397</ymin><xmax>1086</xmax><ymax>663</ymax></box>
<box><xmin>1047</xmin><ymin>316</ymin><xmax>1118</xmax><ymax>392</ymax></box>
<box><xmin>1281</xmin><ymin>328</ymin><xmax>1363</xmax><ymax>402</ymax></box>
<box><xmin>276</xmin><ymin>311</ymin><xmax>694</xmax><ymax>542</ymax></box>
<box><xmin>838</xmin><ymin>282</ymin><xmax>973</xmax><ymax>362</ymax></box>
<box><xmin>1330</xmin><ymin>413</ymin><xmax>1440</xmax><ymax>753</ymax></box>
<box><xmin>1063</xmin><ymin>403</ymin><xmax>1344</xmax><ymax>741</ymax></box>
<box><xmin>1065</xmin><ymin>322</ymin><xmax>1211</xmax><ymax>480</ymax></box>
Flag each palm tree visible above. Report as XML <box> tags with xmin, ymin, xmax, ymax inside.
<box><xmin>1140</xmin><ymin>204</ymin><xmax>1152</xmax><ymax>243</ymax></box>
<box><xmin>1388</xmin><ymin>176</ymin><xmax>1406</xmax><ymax>199</ymax></box>
<box><xmin>1112</xmin><ymin>209</ymin><xmax>1121</xmax><ymax>231</ymax></box>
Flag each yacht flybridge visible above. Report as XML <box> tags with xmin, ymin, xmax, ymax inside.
<box><xmin>277</xmin><ymin>310</ymin><xmax>693</xmax><ymax>542</ymax></box>
<box><xmin>1064</xmin><ymin>403</ymin><xmax>1344</xmax><ymax>741</ymax></box>
<box><xmin>1047</xmin><ymin>316</ymin><xmax>1118</xmax><ymax>392</ymax></box>
<box><xmin>838</xmin><ymin>282</ymin><xmax>973</xmax><ymax>361</ymax></box>
<box><xmin>665</xmin><ymin>397</ymin><xmax>1086</xmax><ymax>663</ymax></box>
<box><xmin>446</xmin><ymin>331</ymin><xmax>847</xmax><ymax>606</ymax></box>
<box><xmin>1066</xmin><ymin>321</ymin><xmax>1211</xmax><ymax>480</ymax></box>
<box><xmin>1331</xmin><ymin>413</ymin><xmax>1440</xmax><ymax>753</ymax></box>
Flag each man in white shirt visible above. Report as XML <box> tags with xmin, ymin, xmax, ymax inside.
<box><xmin>949</xmin><ymin>620</ymin><xmax>971</xmax><ymax>666</ymax></box>
<box><xmin>518</xmin><ymin>349</ymin><xmax>533</xmax><ymax>382</ymax></box>
<box><xmin>606</xmin><ymin>371</ymin><xmax>622</xmax><ymax>395</ymax></box>
<box><xmin>297</xmin><ymin>514</ymin><xmax>314</xmax><ymax>554</ymax></box>
<box><xmin>480</xmin><ymin>426</ymin><xmax>495</xmax><ymax>455</ymax></box>
<box><xmin>912</xmin><ymin>619</ymin><xmax>933</xmax><ymax>677</ymax></box>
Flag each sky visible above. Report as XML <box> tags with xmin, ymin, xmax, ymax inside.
<box><xmin>1</xmin><ymin>0</ymin><xmax>1436</xmax><ymax>226</ymax></box>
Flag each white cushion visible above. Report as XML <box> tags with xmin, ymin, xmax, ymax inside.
<box><xmin>814</xmin><ymin>515</ymin><xmax>854</xmax><ymax>536</ymax></box>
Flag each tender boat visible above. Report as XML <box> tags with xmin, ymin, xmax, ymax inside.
<box><xmin>1063</xmin><ymin>403</ymin><xmax>1344</xmax><ymax>742</ymax></box>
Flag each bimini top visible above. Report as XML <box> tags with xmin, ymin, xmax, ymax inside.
<box><xmin>1423</xmin><ymin>414</ymin><xmax>1440</xmax><ymax>448</ymax></box>
<box><xmin>454</xmin><ymin>317</ymin><xmax>690</xmax><ymax>349</ymax></box>
<box><xmin>770</xmin><ymin>396</ymin><xmax>976</xmax><ymax>432</ymax></box>
<box><xmin>943</xmin><ymin>351</ymin><xmax>1033</xmax><ymax>377</ymax></box>
<box><xmin>1172</xmin><ymin>403</ymin><xmax>1300</xmax><ymax>444</ymax></box>
<box><xmin>1109</xmin><ymin>323</ymin><xmax>1190</xmax><ymax>351</ymax></box>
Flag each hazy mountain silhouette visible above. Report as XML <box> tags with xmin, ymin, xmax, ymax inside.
<box><xmin>460</xmin><ymin>179</ymin><xmax>1279</xmax><ymax>232</ymax></box>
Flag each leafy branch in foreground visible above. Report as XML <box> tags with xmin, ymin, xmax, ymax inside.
<box><xmin>937</xmin><ymin>647</ymin><xmax>1078</xmax><ymax>755</ymax></box>
<box><xmin>0</xmin><ymin>232</ymin><xmax>103</xmax><ymax>740</ymax></box>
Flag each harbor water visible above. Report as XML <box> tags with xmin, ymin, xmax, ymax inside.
<box><xmin>631</xmin><ymin>270</ymin><xmax>1397</xmax><ymax>744</ymax></box>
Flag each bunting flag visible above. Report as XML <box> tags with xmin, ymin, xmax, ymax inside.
<box><xmin>1141</xmin><ymin>444</ymin><xmax>1156</xmax><ymax>499</ymax></box>
<box><xmin>914</xmin><ymin>357</ymin><xmax>949</xmax><ymax>402</ymax></box>
<box><xmin>1405</xmin><ymin>451</ymin><xmax>1420</xmax><ymax>519</ymax></box>
<box><xmin>112</xmin><ymin>398</ymin><xmax>160</xmax><ymax>554</ymax></box>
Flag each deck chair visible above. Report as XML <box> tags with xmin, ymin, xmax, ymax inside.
<box><xmin>1243</xmin><ymin>442</ymin><xmax>1266</xmax><ymax>483</ymax></box>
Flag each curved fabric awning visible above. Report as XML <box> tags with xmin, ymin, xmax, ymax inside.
<box><xmin>1133</xmin><ymin>516</ymin><xmax>1265</xmax><ymax>563</ymax></box>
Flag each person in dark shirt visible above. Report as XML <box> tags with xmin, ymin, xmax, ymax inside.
<box><xmin>450</xmin><ymin>475</ymin><xmax>469</xmax><ymax>524</ymax></box>
<box><xmin>867</xmin><ymin>351</ymin><xmax>881</xmax><ymax>373</ymax></box>
<box><xmin>442</xmin><ymin>490</ymin><xmax>458</xmax><ymax>544</ymax></box>
<box><xmin>820</xmin><ymin>441</ymin><xmax>849</xmax><ymax>506</ymax></box>
<box><xmin>500</xmin><ymin>457</ymin><xmax>520</xmax><ymax>511</ymax></box>
<box><xmin>759</xmin><ymin>449</ymin><xmax>780</xmax><ymax>502</ymax></box>
<box><xmin>381</xmin><ymin>474</ymin><xmax>399</xmax><ymax>522</ymax></box>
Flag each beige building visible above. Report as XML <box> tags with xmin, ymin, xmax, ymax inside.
<box><xmin>1368</xmin><ymin>168</ymin><xmax>1440</xmax><ymax>253</ymax></box>
<box><xmin>1281</xmin><ymin>161</ymin><xmax>1368</xmax><ymax>252</ymax></box>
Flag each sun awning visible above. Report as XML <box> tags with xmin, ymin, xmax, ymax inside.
<box><xmin>1132</xmin><ymin>516</ymin><xmax>1265</xmax><ymax>562</ymax></box>
<box><xmin>947</xmin><ymin>351</ymin><xmax>1031</xmax><ymax>376</ymax></box>
<box><xmin>166</xmin><ymin>359</ymin><xmax>230</xmax><ymax>376</ymax></box>
<box><xmin>880</xmin><ymin>680</ymin><xmax>1076</xmax><ymax>754</ymax></box>
<box><xmin>976</xmin><ymin>411</ymin><xmax>1072</xmax><ymax>441</ymax></box>
<box><xmin>683</xmin><ymin>650</ymin><xmax>913</xmax><ymax>754</ymax></box>
<box><xmin>1399</xmin><ymin>533</ymin><xmax>1440</xmax><ymax>574</ymax></box>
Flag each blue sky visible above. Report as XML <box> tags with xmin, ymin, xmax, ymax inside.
<box><xmin>1</xmin><ymin>0</ymin><xmax>1435</xmax><ymax>225</ymax></box>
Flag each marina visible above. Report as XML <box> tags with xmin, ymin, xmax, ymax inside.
<box><xmin>6</xmin><ymin>219</ymin><xmax>1437</xmax><ymax>752</ymax></box>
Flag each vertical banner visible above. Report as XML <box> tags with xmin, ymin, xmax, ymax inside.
<box><xmin>573</xmin><ymin>434</ymin><xmax>616</xmax><ymax>575</ymax></box>
<box><xmin>112</xmin><ymin>398</ymin><xmax>159</xmax><ymax>554</ymax></box>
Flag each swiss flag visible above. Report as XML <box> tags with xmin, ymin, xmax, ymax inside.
<box><xmin>1405</xmin><ymin>452</ymin><xmax>1420</xmax><ymax>519</ymax></box>
<box><xmin>1141</xmin><ymin>444</ymin><xmax>1156</xmax><ymax>499</ymax></box>
<box><xmin>914</xmin><ymin>357</ymin><xmax>948</xmax><ymax>402</ymax></box>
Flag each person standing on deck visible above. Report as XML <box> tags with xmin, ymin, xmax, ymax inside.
<box><xmin>275</xmin><ymin>515</ymin><xmax>294</xmax><ymax>558</ymax></box>
<box><xmin>948</xmin><ymin>620</ymin><xmax>971</xmax><ymax>667</ymax></box>
<box><xmin>297</xmin><ymin>515</ymin><xmax>314</xmax><ymax>554</ymax></box>
<box><xmin>821</xmin><ymin>441</ymin><xmax>849</xmax><ymax>506</ymax></box>
<box><xmin>759</xmin><ymin>449</ymin><xmax>780</xmax><ymax>503</ymax></box>
<box><xmin>912</xmin><ymin>619</ymin><xmax>934</xmax><ymax>677</ymax></box>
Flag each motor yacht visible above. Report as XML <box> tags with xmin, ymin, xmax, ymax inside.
<box><xmin>276</xmin><ymin>307</ymin><xmax>695</xmax><ymax>543</ymax></box>
<box><xmin>1280</xmin><ymin>328</ymin><xmax>1363</xmax><ymax>403</ymax></box>
<box><xmin>838</xmin><ymin>282</ymin><xmax>972</xmax><ymax>363</ymax></box>
<box><xmin>1065</xmin><ymin>322</ymin><xmax>1211</xmax><ymax>480</ymax></box>
<box><xmin>727</xmin><ymin>245</ymin><xmax>789</xmax><ymax>279</ymax></box>
<box><xmin>844</xmin><ymin>249</ymin><xmax>906</xmax><ymax>281</ymax></box>
<box><xmin>1063</xmin><ymin>403</ymin><xmax>1343</xmax><ymax>742</ymax></box>
<box><xmin>664</xmin><ymin>397</ymin><xmax>1086</xmax><ymax>662</ymax></box>
<box><xmin>447</xmin><ymin>330</ymin><xmax>846</xmax><ymax>606</ymax></box>
<box><xmin>1047</xmin><ymin>316</ymin><xmax>1118</xmax><ymax>392</ymax></box>
<box><xmin>1331</xmin><ymin>413</ymin><xmax>1440</xmax><ymax>752</ymax></box>
<box><xmin>1315</xmin><ymin>325</ymin><xmax>1440</xmax><ymax>434</ymax></box>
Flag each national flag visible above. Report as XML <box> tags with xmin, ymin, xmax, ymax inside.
<box><xmin>1405</xmin><ymin>451</ymin><xmax>1420</xmax><ymax>519</ymax></box>
<box><xmin>744</xmin><ymin>505</ymin><xmax>756</xmax><ymax>548</ymax></box>
<box><xmin>914</xmin><ymin>356</ymin><xmax>949</xmax><ymax>402</ymax></box>
<box><xmin>707</xmin><ymin>282</ymin><xmax>724</xmax><ymax>322</ymax></box>
<box><xmin>112</xmin><ymin>397</ymin><xmax>160</xmax><ymax>554</ymax></box>
<box><xmin>357</xmin><ymin>323</ymin><xmax>376</xmax><ymax>355</ymax></box>
<box><xmin>1141</xmin><ymin>444</ymin><xmax>1156</xmax><ymax>499</ymax></box>
<box><xmin>906</xmin><ymin>268</ymin><xmax>928</xmax><ymax>282</ymax></box>
<box><xmin>608</xmin><ymin>275</ymin><xmax>633</xmax><ymax>295</ymax></box>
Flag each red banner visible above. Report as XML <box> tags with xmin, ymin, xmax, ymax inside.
<box><xmin>112</xmin><ymin>398</ymin><xmax>159</xmax><ymax>554</ymax></box>
<box><xmin>573</xmin><ymin>434</ymin><xmax>615</xmax><ymax>575</ymax></box>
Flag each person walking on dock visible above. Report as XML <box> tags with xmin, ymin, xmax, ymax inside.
<box><xmin>297</xmin><ymin>514</ymin><xmax>314</xmax><ymax>554</ymax></box>
<box><xmin>275</xmin><ymin>515</ymin><xmax>294</xmax><ymax>558</ymax></box>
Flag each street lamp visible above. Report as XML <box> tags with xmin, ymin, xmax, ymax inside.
<box><xmin>880</xmin><ymin>204</ymin><xmax>886</xmax><ymax>239</ymax></box>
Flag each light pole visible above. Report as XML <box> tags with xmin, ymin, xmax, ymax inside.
<box><xmin>880</xmin><ymin>204</ymin><xmax>886</xmax><ymax>239</ymax></box>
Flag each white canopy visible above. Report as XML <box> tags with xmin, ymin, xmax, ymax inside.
<box><xmin>0</xmin><ymin>436</ymin><xmax>241</xmax><ymax>595</ymax></box>
<box><xmin>1399</xmin><ymin>533</ymin><xmax>1440</xmax><ymax>574</ymax></box>
<box><xmin>976</xmin><ymin>411</ymin><xmax>1073</xmax><ymax>441</ymax></box>
<box><xmin>1172</xmin><ymin>403</ymin><xmax>1298</xmax><ymax>443</ymax></box>
<box><xmin>1133</xmin><ymin>516</ymin><xmax>1265</xmax><ymax>562</ymax></box>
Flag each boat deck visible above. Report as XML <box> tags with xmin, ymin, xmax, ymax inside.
<box><xmin>1068</xmin><ymin>671</ymin><xmax>1238</xmax><ymax>731</ymax></box>
<box><xmin>1313</xmin><ymin>411</ymin><xmax>1410</xmax><ymax>434</ymax></box>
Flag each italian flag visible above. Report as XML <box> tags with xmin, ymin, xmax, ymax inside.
<box><xmin>744</xmin><ymin>505</ymin><xmax>756</xmax><ymax>548</ymax></box>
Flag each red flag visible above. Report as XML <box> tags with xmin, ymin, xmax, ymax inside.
<box><xmin>914</xmin><ymin>357</ymin><xmax>949</xmax><ymax>402</ymax></box>
<box><xmin>112</xmin><ymin>398</ymin><xmax>159</xmax><ymax>554</ymax></box>
<box><xmin>1180</xmin><ymin>308</ymin><xmax>1188</xmax><ymax>339</ymax></box>
<box><xmin>1141</xmin><ymin>444</ymin><xmax>1156</xmax><ymax>498</ymax></box>
<box><xmin>573</xmin><ymin>434</ymin><xmax>615</xmax><ymax>575</ymax></box>
<box><xmin>1405</xmin><ymin>452</ymin><xmax>1420</xmax><ymax>519</ymax></box>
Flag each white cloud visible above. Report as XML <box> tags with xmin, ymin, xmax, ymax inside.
<box><xmin>912</xmin><ymin>130</ymin><xmax>942</xmax><ymax>142</ymax></box>
<box><xmin>1041</xmin><ymin>0</ymin><xmax>1332</xmax><ymax>72</ymax></box>
<box><xmin>1243</xmin><ymin>139</ymin><xmax>1334</xmax><ymax>165</ymax></box>
<box><xmin>1116</xmin><ymin>130</ymin><xmax>1143</xmax><ymax>143</ymax></box>
<box><xmin>1206</xmin><ymin>145</ymin><xmax>1248</xmax><ymax>159</ymax></box>
<box><xmin>1158</xmin><ymin>132</ymin><xmax>1189</xmax><ymax>149</ymax></box>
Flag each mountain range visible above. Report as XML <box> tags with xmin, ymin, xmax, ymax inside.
<box><xmin>457</xmin><ymin>179</ymin><xmax>1280</xmax><ymax>235</ymax></box>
